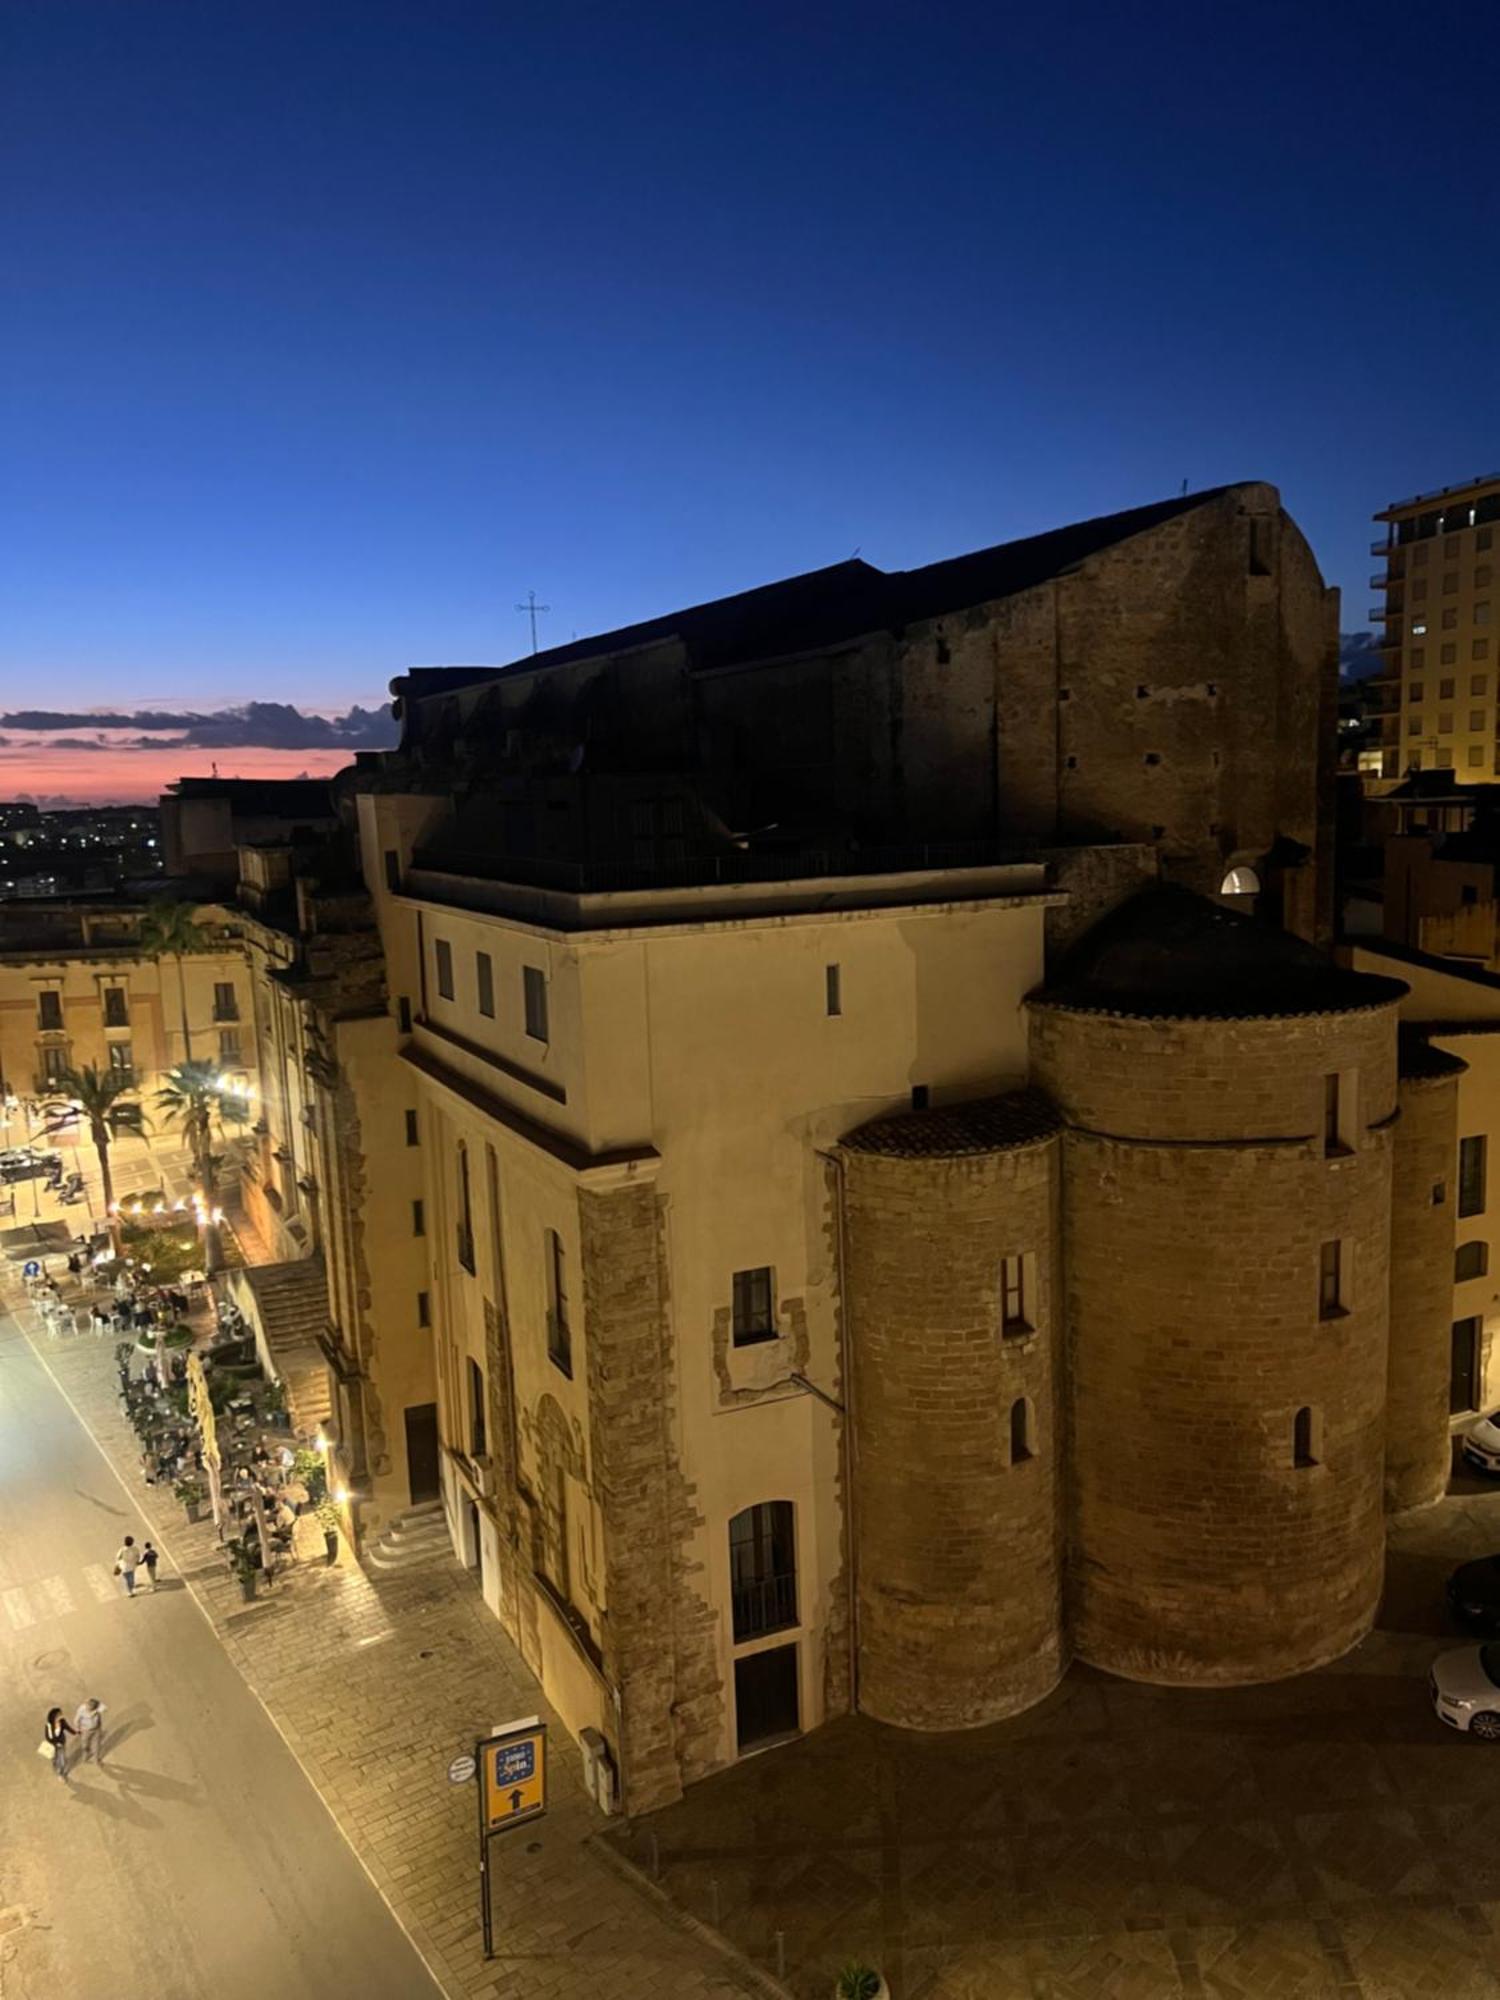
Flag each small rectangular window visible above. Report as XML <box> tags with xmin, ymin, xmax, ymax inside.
<box><xmin>412</xmin><ymin>1199</ymin><xmax>426</xmax><ymax>1238</ymax></box>
<box><xmin>1469</xmin><ymin>746</ymin><xmax>1485</xmax><ymax>768</ymax></box>
<box><xmin>1456</xmin><ymin>1241</ymin><xmax>1489</xmax><ymax>1282</ymax></box>
<box><xmin>1440</xmin><ymin>678</ymin><xmax>1457</xmax><ymax>699</ymax></box>
<box><xmin>825</xmin><ymin>964</ymin><xmax>842</xmax><ymax>1017</ymax></box>
<box><xmin>404</xmin><ymin>1108</ymin><xmax>419</xmax><ymax>1146</ymax></box>
<box><xmin>468</xmin><ymin>1357</ymin><xmax>487</xmax><ymax>1461</ymax></box>
<box><xmin>213</xmin><ymin>981</ymin><xmax>239</xmax><ymax>1021</ymax></box>
<box><xmin>417</xmin><ymin>1290</ymin><xmax>431</xmax><ymax>1328</ymax></box>
<box><xmin>911</xmin><ymin>1084</ymin><xmax>930</xmax><ymax>1109</ymax></box>
<box><xmin>435</xmin><ymin>940</ymin><xmax>455</xmax><ymax>1002</ymax></box>
<box><xmin>37</xmin><ymin>989</ymin><xmax>63</xmax><ymax>1030</ymax></box>
<box><xmin>1318</xmin><ymin>1239</ymin><xmax>1346</xmax><ymax>1318</ymax></box>
<box><xmin>397</xmin><ymin>996</ymin><xmax>412</xmax><ymax>1034</ymax></box>
<box><xmin>41</xmin><ymin>1044</ymin><xmax>67</xmax><ymax>1082</ymax></box>
<box><xmin>1000</xmin><ymin>1254</ymin><xmax>1031</xmax><ymax>1336</ymax></box>
<box><xmin>1471</xmin><ymin>711</ymin><xmax>1486</xmax><ymax>732</ymax></box>
<box><xmin>107</xmin><ymin>1041</ymin><xmax>134</xmax><ymax>1080</ymax></box>
<box><xmin>218</xmin><ymin>1027</ymin><xmax>242</xmax><ymax>1063</ymax></box>
<box><xmin>523</xmin><ymin>965</ymin><xmax>548</xmax><ymax>1043</ymax></box>
<box><xmin>1472</xmin><ymin>675</ymin><xmax>1488</xmax><ymax>696</ymax></box>
<box><xmin>476</xmin><ymin>951</ymin><xmax>495</xmax><ymax>1019</ymax></box>
<box><xmin>1442</xmin><ymin>643</ymin><xmax>1458</xmax><ymax>664</ymax></box>
<box><xmin>1460</xmin><ymin>1135</ymin><xmax>1488</xmax><ymax>1218</ymax></box>
<box><xmin>384</xmin><ymin>848</ymin><xmax>401</xmax><ymax>894</ymax></box>
<box><xmin>732</xmin><ymin>1266</ymin><xmax>776</xmax><ymax>1347</ymax></box>
<box><xmin>103</xmin><ymin>987</ymin><xmax>129</xmax><ymax>1027</ymax></box>
<box><xmin>1476</xmin><ymin>641</ymin><xmax>1492</xmax><ymax>661</ymax></box>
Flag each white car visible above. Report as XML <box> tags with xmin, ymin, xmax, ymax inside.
<box><xmin>1462</xmin><ymin>1414</ymin><xmax>1500</xmax><ymax>1475</ymax></box>
<box><xmin>1430</xmin><ymin>1645</ymin><xmax>1500</xmax><ymax>1736</ymax></box>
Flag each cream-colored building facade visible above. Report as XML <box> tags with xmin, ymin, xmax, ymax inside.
<box><xmin>1374</xmin><ymin>472</ymin><xmax>1500</xmax><ymax>778</ymax></box>
<box><xmin>0</xmin><ymin>900</ymin><xmax>254</xmax><ymax>1112</ymax></box>
<box><xmin>361</xmin><ymin>785</ymin><xmax>1051</xmax><ymax>1798</ymax></box>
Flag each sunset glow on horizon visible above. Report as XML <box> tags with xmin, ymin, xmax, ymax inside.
<box><xmin>0</xmin><ymin>736</ymin><xmax>357</xmax><ymax>807</ymax></box>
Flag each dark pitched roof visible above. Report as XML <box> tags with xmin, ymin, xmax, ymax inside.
<box><xmin>1398</xmin><ymin>1027</ymin><xmax>1468</xmax><ymax>1083</ymax></box>
<box><xmin>396</xmin><ymin>486</ymin><xmax>1235</xmax><ymax>701</ymax></box>
<box><xmin>842</xmin><ymin>1088</ymin><xmax>1062</xmax><ymax>1159</ymax></box>
<box><xmin>1032</xmin><ymin>886</ymin><xmax>1408</xmax><ymax>1022</ymax></box>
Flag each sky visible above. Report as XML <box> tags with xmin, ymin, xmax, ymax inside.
<box><xmin>2</xmin><ymin>0</ymin><xmax>1497</xmax><ymax>801</ymax></box>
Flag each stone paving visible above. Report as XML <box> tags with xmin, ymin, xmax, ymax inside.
<box><xmin>8</xmin><ymin>1275</ymin><xmax>761</xmax><ymax>2000</ymax></box>
<box><xmin>613</xmin><ymin>1473</ymin><xmax>1500</xmax><ymax>1999</ymax></box>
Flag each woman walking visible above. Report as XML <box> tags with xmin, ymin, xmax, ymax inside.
<box><xmin>43</xmin><ymin>1706</ymin><xmax>75</xmax><ymax>1783</ymax></box>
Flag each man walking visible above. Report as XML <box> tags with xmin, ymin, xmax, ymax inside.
<box><xmin>141</xmin><ymin>1541</ymin><xmax>160</xmax><ymax>1591</ymax></box>
<box><xmin>114</xmin><ymin>1536</ymin><xmax>140</xmax><ymax>1596</ymax></box>
<box><xmin>74</xmin><ymin>1698</ymin><xmax>106</xmax><ymax>1765</ymax></box>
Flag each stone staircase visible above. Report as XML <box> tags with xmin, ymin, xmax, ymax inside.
<box><xmin>364</xmin><ymin>1500</ymin><xmax>453</xmax><ymax>1573</ymax></box>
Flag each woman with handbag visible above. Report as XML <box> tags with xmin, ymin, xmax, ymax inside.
<box><xmin>42</xmin><ymin>1706</ymin><xmax>75</xmax><ymax>1783</ymax></box>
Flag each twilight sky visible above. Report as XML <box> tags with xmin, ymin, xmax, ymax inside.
<box><xmin>2</xmin><ymin>0</ymin><xmax>1497</xmax><ymax>801</ymax></box>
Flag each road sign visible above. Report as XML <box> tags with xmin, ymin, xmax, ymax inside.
<box><xmin>479</xmin><ymin>1722</ymin><xmax>546</xmax><ymax>1832</ymax></box>
<box><xmin>22</xmin><ymin>1260</ymin><xmax>39</xmax><ymax>1278</ymax></box>
<box><xmin>447</xmin><ymin>1753</ymin><xmax>476</xmax><ymax>1785</ymax></box>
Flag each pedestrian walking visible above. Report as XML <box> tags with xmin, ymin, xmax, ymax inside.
<box><xmin>42</xmin><ymin>1706</ymin><xmax>74</xmax><ymax>1783</ymax></box>
<box><xmin>141</xmin><ymin>1542</ymin><xmax>160</xmax><ymax>1591</ymax></box>
<box><xmin>114</xmin><ymin>1536</ymin><xmax>140</xmax><ymax>1596</ymax></box>
<box><xmin>73</xmin><ymin>1698</ymin><xmax>106</xmax><ymax>1764</ymax></box>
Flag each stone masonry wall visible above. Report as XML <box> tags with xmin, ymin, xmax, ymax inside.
<box><xmin>1034</xmin><ymin>1000</ymin><xmax>1399</xmax><ymax>1685</ymax></box>
<box><xmin>841</xmin><ymin>1137</ymin><xmax>1063</xmax><ymax>1728</ymax></box>
<box><xmin>580</xmin><ymin>1181</ymin><xmax>721</xmax><ymax>1815</ymax></box>
<box><xmin>1386</xmin><ymin>1071</ymin><xmax>1461</xmax><ymax>1512</ymax></box>
<box><xmin>1040</xmin><ymin>1000</ymin><xmax>1408</xmax><ymax>1688</ymax></box>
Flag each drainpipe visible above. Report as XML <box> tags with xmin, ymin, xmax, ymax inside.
<box><xmin>815</xmin><ymin>1147</ymin><xmax>859</xmax><ymax>1720</ymax></box>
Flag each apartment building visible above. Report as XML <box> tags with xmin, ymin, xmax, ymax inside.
<box><xmin>1372</xmin><ymin>472</ymin><xmax>1500</xmax><ymax>779</ymax></box>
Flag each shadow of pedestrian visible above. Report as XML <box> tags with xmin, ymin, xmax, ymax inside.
<box><xmin>103</xmin><ymin>1704</ymin><xmax>154</xmax><ymax>1755</ymax></box>
<box><xmin>71</xmin><ymin>1488</ymin><xmax>127</xmax><ymax>1517</ymax></box>
<box><xmin>67</xmin><ymin>1778</ymin><xmax>159</xmax><ymax>1829</ymax></box>
<box><xmin>105</xmin><ymin>1762</ymin><xmax>202</xmax><ymax>1805</ymax></box>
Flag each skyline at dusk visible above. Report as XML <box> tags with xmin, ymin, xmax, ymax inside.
<box><xmin>4</xmin><ymin>0</ymin><xmax>1497</xmax><ymax>803</ymax></box>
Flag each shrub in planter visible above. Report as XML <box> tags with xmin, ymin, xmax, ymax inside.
<box><xmin>226</xmin><ymin>1538</ymin><xmax>258</xmax><ymax>1601</ymax></box>
<box><xmin>292</xmin><ymin>1446</ymin><xmax>328</xmax><ymax>1503</ymax></box>
<box><xmin>315</xmin><ymin>1498</ymin><xmax>341</xmax><ymax>1565</ymax></box>
<box><xmin>835</xmin><ymin>1965</ymin><xmax>886</xmax><ymax>2000</ymax></box>
<box><xmin>174</xmin><ymin>1478</ymin><xmax>206</xmax><ymax>1523</ymax></box>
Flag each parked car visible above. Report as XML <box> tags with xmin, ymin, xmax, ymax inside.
<box><xmin>1448</xmin><ymin>1557</ymin><xmax>1500</xmax><ymax>1634</ymax></box>
<box><xmin>0</xmin><ymin>1147</ymin><xmax>61</xmax><ymax>1184</ymax></box>
<box><xmin>1430</xmin><ymin>1645</ymin><xmax>1500</xmax><ymax>1736</ymax></box>
<box><xmin>1461</xmin><ymin>1414</ymin><xmax>1500</xmax><ymax>1476</ymax></box>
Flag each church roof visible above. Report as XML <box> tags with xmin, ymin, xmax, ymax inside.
<box><xmin>1030</xmin><ymin>886</ymin><xmax>1408</xmax><ymax>1022</ymax></box>
<box><xmin>397</xmin><ymin>486</ymin><xmax>1234</xmax><ymax>700</ymax></box>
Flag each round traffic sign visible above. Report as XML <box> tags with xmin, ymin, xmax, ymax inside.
<box><xmin>23</xmin><ymin>1260</ymin><xmax>40</xmax><ymax>1278</ymax></box>
<box><xmin>447</xmin><ymin>1753</ymin><xmax>476</xmax><ymax>1785</ymax></box>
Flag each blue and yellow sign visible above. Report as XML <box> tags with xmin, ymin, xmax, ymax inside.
<box><xmin>480</xmin><ymin>1722</ymin><xmax>547</xmax><ymax>1832</ymax></box>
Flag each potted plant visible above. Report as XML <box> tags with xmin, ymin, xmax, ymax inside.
<box><xmin>174</xmin><ymin>1477</ymin><xmax>206</xmax><ymax>1524</ymax></box>
<box><xmin>263</xmin><ymin>1379</ymin><xmax>289</xmax><ymax>1429</ymax></box>
<box><xmin>226</xmin><ymin>1537</ymin><xmax>258</xmax><ymax>1602</ymax></box>
<box><xmin>315</xmin><ymin>1497</ymin><xmax>341</xmax><ymax>1566</ymax></box>
<box><xmin>834</xmin><ymin>1965</ymin><xmax>887</xmax><ymax>2000</ymax></box>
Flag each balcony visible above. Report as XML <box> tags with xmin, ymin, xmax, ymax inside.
<box><xmin>1371</xmin><ymin>598</ymin><xmax>1404</xmax><ymax>622</ymax></box>
<box><xmin>731</xmin><ymin>1571</ymin><xmax>798</xmax><ymax>1644</ymax></box>
<box><xmin>1370</xmin><ymin>571</ymin><xmax>1403</xmax><ymax>591</ymax></box>
<box><xmin>1371</xmin><ymin>538</ymin><xmax>1395</xmax><ymax>558</ymax></box>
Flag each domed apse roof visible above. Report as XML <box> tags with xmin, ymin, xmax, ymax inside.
<box><xmin>1398</xmin><ymin>1027</ymin><xmax>1468</xmax><ymax>1083</ymax></box>
<box><xmin>1029</xmin><ymin>885</ymin><xmax>1408</xmax><ymax>1023</ymax></box>
<box><xmin>842</xmin><ymin>1087</ymin><xmax>1062</xmax><ymax>1159</ymax></box>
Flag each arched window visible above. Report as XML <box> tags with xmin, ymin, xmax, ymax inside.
<box><xmin>1220</xmin><ymin>864</ymin><xmax>1261</xmax><ymax>896</ymax></box>
<box><xmin>1009</xmin><ymin>1397</ymin><xmax>1035</xmax><ymax>1467</ymax></box>
<box><xmin>1293</xmin><ymin>1405</ymin><xmax>1320</xmax><ymax>1468</ymax></box>
<box><xmin>729</xmin><ymin>1501</ymin><xmax>797</xmax><ymax>1642</ymax></box>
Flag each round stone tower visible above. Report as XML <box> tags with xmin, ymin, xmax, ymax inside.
<box><xmin>838</xmin><ymin>1090</ymin><xmax>1063</xmax><ymax>1729</ymax></box>
<box><xmin>1385</xmin><ymin>1034</ymin><xmax>1466</xmax><ymax>1512</ymax></box>
<box><xmin>1027</xmin><ymin>887</ymin><xmax>1404</xmax><ymax>1686</ymax></box>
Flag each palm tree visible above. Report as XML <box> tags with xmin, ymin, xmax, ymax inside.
<box><xmin>41</xmin><ymin>1063</ymin><xmax>141</xmax><ymax>1228</ymax></box>
<box><xmin>137</xmin><ymin>902</ymin><xmax>208</xmax><ymax>1063</ymax></box>
<box><xmin>154</xmin><ymin>1060</ymin><xmax>250</xmax><ymax>1273</ymax></box>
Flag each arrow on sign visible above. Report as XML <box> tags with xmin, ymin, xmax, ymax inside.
<box><xmin>509</xmin><ymin>1788</ymin><xmax>523</xmax><ymax>1812</ymax></box>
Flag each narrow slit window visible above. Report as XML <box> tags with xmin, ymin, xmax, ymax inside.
<box><xmin>435</xmin><ymin>939</ymin><xmax>455</xmax><ymax>1002</ymax></box>
<box><xmin>1009</xmin><ymin>1397</ymin><xmax>1034</xmax><ymax>1466</ymax></box>
<box><xmin>1000</xmin><ymin>1255</ymin><xmax>1030</xmax><ymax>1337</ymax></box>
<box><xmin>1318</xmin><ymin>1240</ymin><xmax>1346</xmax><ymax>1319</ymax></box>
<box><xmin>1294</xmin><ymin>1406</ymin><xmax>1319</xmax><ymax>1468</ymax></box>
<box><xmin>825</xmin><ymin>964</ymin><xmax>842</xmax><ymax>1017</ymax></box>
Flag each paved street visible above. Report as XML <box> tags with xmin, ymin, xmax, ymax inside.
<box><xmin>619</xmin><ymin>1474</ymin><xmax>1500</xmax><ymax>1999</ymax></box>
<box><xmin>6</xmin><ymin>1275</ymin><xmax>761</xmax><ymax>2000</ymax></box>
<box><xmin>0</xmin><ymin>1305</ymin><xmax>440</xmax><ymax>2000</ymax></box>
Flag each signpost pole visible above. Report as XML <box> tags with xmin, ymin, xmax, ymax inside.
<box><xmin>476</xmin><ymin>1736</ymin><xmax>494</xmax><ymax>1959</ymax></box>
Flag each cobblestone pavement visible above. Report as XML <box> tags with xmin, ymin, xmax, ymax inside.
<box><xmin>614</xmin><ymin>1473</ymin><xmax>1500</xmax><ymax>2000</ymax></box>
<box><xmin>9</xmin><ymin>1278</ymin><xmax>760</xmax><ymax>2000</ymax></box>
